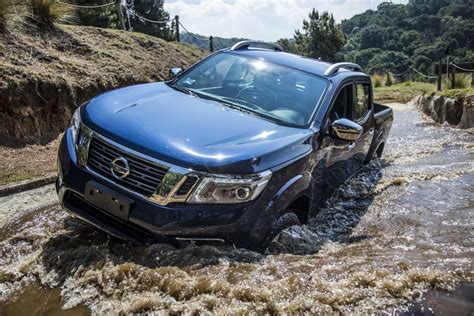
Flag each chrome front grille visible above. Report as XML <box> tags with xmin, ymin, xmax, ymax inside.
<box><xmin>87</xmin><ymin>137</ymin><xmax>169</xmax><ymax>196</ymax></box>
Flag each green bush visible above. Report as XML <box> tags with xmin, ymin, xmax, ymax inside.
<box><xmin>28</xmin><ymin>0</ymin><xmax>74</xmax><ymax>28</ymax></box>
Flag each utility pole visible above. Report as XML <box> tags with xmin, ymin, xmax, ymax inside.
<box><xmin>209</xmin><ymin>36</ymin><xmax>214</xmax><ymax>52</ymax></box>
<box><xmin>116</xmin><ymin>0</ymin><xmax>126</xmax><ymax>30</ymax></box>
<box><xmin>175</xmin><ymin>15</ymin><xmax>180</xmax><ymax>42</ymax></box>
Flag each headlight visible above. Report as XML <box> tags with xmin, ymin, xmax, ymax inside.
<box><xmin>70</xmin><ymin>107</ymin><xmax>81</xmax><ymax>149</ymax></box>
<box><xmin>188</xmin><ymin>170</ymin><xmax>272</xmax><ymax>204</ymax></box>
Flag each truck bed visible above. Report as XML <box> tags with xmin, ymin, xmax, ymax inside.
<box><xmin>374</xmin><ymin>103</ymin><xmax>393</xmax><ymax>125</ymax></box>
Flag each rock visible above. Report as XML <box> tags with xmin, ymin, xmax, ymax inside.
<box><xmin>459</xmin><ymin>95</ymin><xmax>474</xmax><ymax>129</ymax></box>
<box><xmin>412</xmin><ymin>93</ymin><xmax>473</xmax><ymax>128</ymax></box>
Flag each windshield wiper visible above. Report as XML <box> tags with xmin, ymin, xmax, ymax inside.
<box><xmin>168</xmin><ymin>84</ymin><xmax>197</xmax><ymax>96</ymax></box>
<box><xmin>219</xmin><ymin>96</ymin><xmax>265</xmax><ymax>112</ymax></box>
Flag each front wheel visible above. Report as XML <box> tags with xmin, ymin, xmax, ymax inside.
<box><xmin>247</xmin><ymin>211</ymin><xmax>300</xmax><ymax>253</ymax></box>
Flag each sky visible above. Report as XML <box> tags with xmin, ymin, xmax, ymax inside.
<box><xmin>164</xmin><ymin>0</ymin><xmax>409</xmax><ymax>41</ymax></box>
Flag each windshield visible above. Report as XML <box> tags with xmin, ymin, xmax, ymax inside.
<box><xmin>172</xmin><ymin>52</ymin><xmax>328</xmax><ymax>127</ymax></box>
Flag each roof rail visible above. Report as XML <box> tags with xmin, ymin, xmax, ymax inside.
<box><xmin>324</xmin><ymin>62</ymin><xmax>362</xmax><ymax>76</ymax></box>
<box><xmin>230</xmin><ymin>41</ymin><xmax>284</xmax><ymax>52</ymax></box>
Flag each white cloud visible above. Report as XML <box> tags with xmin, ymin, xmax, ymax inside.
<box><xmin>165</xmin><ymin>0</ymin><xmax>408</xmax><ymax>41</ymax></box>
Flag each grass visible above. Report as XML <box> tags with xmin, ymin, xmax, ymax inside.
<box><xmin>28</xmin><ymin>0</ymin><xmax>75</xmax><ymax>28</ymax></box>
<box><xmin>439</xmin><ymin>87</ymin><xmax>474</xmax><ymax>100</ymax></box>
<box><xmin>0</xmin><ymin>0</ymin><xmax>12</xmax><ymax>32</ymax></box>
<box><xmin>0</xmin><ymin>135</ymin><xmax>61</xmax><ymax>186</ymax></box>
<box><xmin>0</xmin><ymin>170</ymin><xmax>36</xmax><ymax>186</ymax></box>
<box><xmin>374</xmin><ymin>82</ymin><xmax>437</xmax><ymax>102</ymax></box>
<box><xmin>1</xmin><ymin>22</ymin><xmax>207</xmax><ymax>185</ymax></box>
<box><xmin>371</xmin><ymin>74</ymin><xmax>383</xmax><ymax>88</ymax></box>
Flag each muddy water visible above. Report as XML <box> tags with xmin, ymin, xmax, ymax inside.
<box><xmin>0</xmin><ymin>102</ymin><xmax>473</xmax><ymax>314</ymax></box>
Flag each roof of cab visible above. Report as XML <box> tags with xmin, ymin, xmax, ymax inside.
<box><xmin>225</xmin><ymin>48</ymin><xmax>368</xmax><ymax>79</ymax></box>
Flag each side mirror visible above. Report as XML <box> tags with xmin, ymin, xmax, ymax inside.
<box><xmin>169</xmin><ymin>67</ymin><xmax>183</xmax><ymax>78</ymax></box>
<box><xmin>331</xmin><ymin>118</ymin><xmax>363</xmax><ymax>141</ymax></box>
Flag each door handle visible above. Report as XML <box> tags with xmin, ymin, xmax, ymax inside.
<box><xmin>347</xmin><ymin>142</ymin><xmax>356</xmax><ymax>151</ymax></box>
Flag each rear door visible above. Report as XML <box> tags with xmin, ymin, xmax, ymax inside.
<box><xmin>351</xmin><ymin>81</ymin><xmax>375</xmax><ymax>166</ymax></box>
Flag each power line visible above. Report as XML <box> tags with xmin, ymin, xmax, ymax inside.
<box><xmin>56</xmin><ymin>0</ymin><xmax>115</xmax><ymax>9</ymax></box>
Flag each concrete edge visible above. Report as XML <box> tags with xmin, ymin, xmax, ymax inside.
<box><xmin>0</xmin><ymin>173</ymin><xmax>56</xmax><ymax>197</ymax></box>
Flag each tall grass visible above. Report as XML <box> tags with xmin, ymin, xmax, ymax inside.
<box><xmin>371</xmin><ymin>73</ymin><xmax>394</xmax><ymax>87</ymax></box>
<box><xmin>28</xmin><ymin>0</ymin><xmax>74</xmax><ymax>28</ymax></box>
<box><xmin>371</xmin><ymin>73</ymin><xmax>383</xmax><ymax>87</ymax></box>
<box><xmin>0</xmin><ymin>0</ymin><xmax>12</xmax><ymax>32</ymax></box>
<box><xmin>442</xmin><ymin>73</ymin><xmax>472</xmax><ymax>90</ymax></box>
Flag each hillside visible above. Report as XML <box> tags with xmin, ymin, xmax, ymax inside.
<box><xmin>180</xmin><ymin>32</ymin><xmax>249</xmax><ymax>51</ymax></box>
<box><xmin>0</xmin><ymin>23</ymin><xmax>206</xmax><ymax>185</ymax></box>
<box><xmin>0</xmin><ymin>24</ymin><xmax>207</xmax><ymax>143</ymax></box>
<box><xmin>341</xmin><ymin>0</ymin><xmax>474</xmax><ymax>74</ymax></box>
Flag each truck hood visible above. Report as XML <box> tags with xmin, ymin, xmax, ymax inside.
<box><xmin>82</xmin><ymin>82</ymin><xmax>314</xmax><ymax>174</ymax></box>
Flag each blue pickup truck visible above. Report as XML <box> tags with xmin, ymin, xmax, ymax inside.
<box><xmin>57</xmin><ymin>41</ymin><xmax>393</xmax><ymax>252</ymax></box>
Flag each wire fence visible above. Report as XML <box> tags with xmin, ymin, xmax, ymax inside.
<box><xmin>126</xmin><ymin>9</ymin><xmax>171</xmax><ymax>25</ymax></box>
<box><xmin>451</xmin><ymin>63</ymin><xmax>474</xmax><ymax>72</ymax></box>
<box><xmin>53</xmin><ymin>1</ymin><xmax>474</xmax><ymax>78</ymax></box>
<box><xmin>57</xmin><ymin>0</ymin><xmax>222</xmax><ymax>51</ymax></box>
<box><xmin>56</xmin><ymin>0</ymin><xmax>115</xmax><ymax>9</ymax></box>
<box><xmin>412</xmin><ymin>67</ymin><xmax>438</xmax><ymax>79</ymax></box>
<box><xmin>387</xmin><ymin>67</ymin><xmax>412</xmax><ymax>77</ymax></box>
<box><xmin>388</xmin><ymin>66</ymin><xmax>437</xmax><ymax>79</ymax></box>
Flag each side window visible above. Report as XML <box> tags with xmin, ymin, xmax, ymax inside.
<box><xmin>329</xmin><ymin>85</ymin><xmax>352</xmax><ymax>122</ymax></box>
<box><xmin>354</xmin><ymin>83</ymin><xmax>370</xmax><ymax>121</ymax></box>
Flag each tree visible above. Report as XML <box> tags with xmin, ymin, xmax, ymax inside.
<box><xmin>293</xmin><ymin>10</ymin><xmax>346</xmax><ymax>62</ymax></box>
<box><xmin>366</xmin><ymin>51</ymin><xmax>411</xmax><ymax>74</ymax></box>
<box><xmin>76</xmin><ymin>0</ymin><xmax>117</xmax><ymax>29</ymax></box>
<box><xmin>276</xmin><ymin>38</ymin><xmax>299</xmax><ymax>54</ymax></box>
<box><xmin>129</xmin><ymin>0</ymin><xmax>174</xmax><ymax>41</ymax></box>
<box><xmin>341</xmin><ymin>0</ymin><xmax>473</xmax><ymax>74</ymax></box>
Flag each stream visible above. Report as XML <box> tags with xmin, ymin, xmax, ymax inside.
<box><xmin>0</xmin><ymin>102</ymin><xmax>472</xmax><ymax>314</ymax></box>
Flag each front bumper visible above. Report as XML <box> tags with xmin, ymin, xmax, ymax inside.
<box><xmin>56</xmin><ymin>131</ymin><xmax>269</xmax><ymax>243</ymax></box>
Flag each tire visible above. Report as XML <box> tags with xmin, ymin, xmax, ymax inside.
<box><xmin>248</xmin><ymin>211</ymin><xmax>300</xmax><ymax>253</ymax></box>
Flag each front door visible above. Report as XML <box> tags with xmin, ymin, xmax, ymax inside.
<box><xmin>313</xmin><ymin>83</ymin><xmax>358</xmax><ymax>208</ymax></box>
<box><xmin>351</xmin><ymin>81</ymin><xmax>374</xmax><ymax>167</ymax></box>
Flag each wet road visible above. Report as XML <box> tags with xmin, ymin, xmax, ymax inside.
<box><xmin>0</xmin><ymin>102</ymin><xmax>473</xmax><ymax>314</ymax></box>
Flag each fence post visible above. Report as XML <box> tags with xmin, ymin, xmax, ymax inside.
<box><xmin>437</xmin><ymin>61</ymin><xmax>442</xmax><ymax>91</ymax></box>
<box><xmin>385</xmin><ymin>71</ymin><xmax>391</xmax><ymax>86</ymax></box>
<box><xmin>175</xmin><ymin>15</ymin><xmax>180</xmax><ymax>42</ymax></box>
<box><xmin>115</xmin><ymin>0</ymin><xmax>126</xmax><ymax>30</ymax></box>
<box><xmin>451</xmin><ymin>64</ymin><xmax>456</xmax><ymax>89</ymax></box>
<box><xmin>209</xmin><ymin>36</ymin><xmax>214</xmax><ymax>52</ymax></box>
